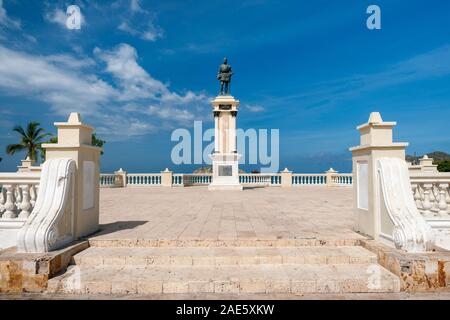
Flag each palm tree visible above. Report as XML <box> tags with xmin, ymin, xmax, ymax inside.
<box><xmin>6</xmin><ymin>122</ymin><xmax>50</xmax><ymax>161</ymax></box>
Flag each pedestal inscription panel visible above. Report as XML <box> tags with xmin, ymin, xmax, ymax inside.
<box><xmin>219</xmin><ymin>165</ymin><xmax>233</xmax><ymax>176</ymax></box>
<box><xmin>83</xmin><ymin>161</ymin><xmax>95</xmax><ymax>210</ymax></box>
<box><xmin>357</xmin><ymin>161</ymin><xmax>369</xmax><ymax>210</ymax></box>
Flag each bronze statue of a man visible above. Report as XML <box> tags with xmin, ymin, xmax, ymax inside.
<box><xmin>217</xmin><ymin>57</ymin><xmax>233</xmax><ymax>95</ymax></box>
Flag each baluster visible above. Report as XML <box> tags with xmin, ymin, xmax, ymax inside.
<box><xmin>432</xmin><ymin>184</ymin><xmax>439</xmax><ymax>212</ymax></box>
<box><xmin>19</xmin><ymin>184</ymin><xmax>32</xmax><ymax>219</ymax></box>
<box><xmin>3</xmin><ymin>185</ymin><xmax>18</xmax><ymax>219</ymax></box>
<box><xmin>412</xmin><ymin>184</ymin><xmax>422</xmax><ymax>209</ymax></box>
<box><xmin>15</xmin><ymin>185</ymin><xmax>22</xmax><ymax>213</ymax></box>
<box><xmin>0</xmin><ymin>187</ymin><xmax>6</xmax><ymax>217</ymax></box>
<box><xmin>446</xmin><ymin>185</ymin><xmax>450</xmax><ymax>207</ymax></box>
<box><xmin>422</xmin><ymin>184</ymin><xmax>433</xmax><ymax>217</ymax></box>
<box><xmin>438</xmin><ymin>184</ymin><xmax>449</xmax><ymax>216</ymax></box>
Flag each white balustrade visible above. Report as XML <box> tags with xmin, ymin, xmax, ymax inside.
<box><xmin>183</xmin><ymin>174</ymin><xmax>212</xmax><ymax>186</ymax></box>
<box><xmin>332</xmin><ymin>174</ymin><xmax>353</xmax><ymax>186</ymax></box>
<box><xmin>239</xmin><ymin>174</ymin><xmax>275</xmax><ymax>186</ymax></box>
<box><xmin>0</xmin><ymin>172</ymin><xmax>40</xmax><ymax>226</ymax></box>
<box><xmin>100</xmin><ymin>174</ymin><xmax>116</xmax><ymax>187</ymax></box>
<box><xmin>410</xmin><ymin>174</ymin><xmax>450</xmax><ymax>218</ymax></box>
<box><xmin>102</xmin><ymin>171</ymin><xmax>357</xmax><ymax>188</ymax></box>
<box><xmin>172</xmin><ymin>174</ymin><xmax>184</xmax><ymax>186</ymax></box>
<box><xmin>292</xmin><ymin>174</ymin><xmax>327</xmax><ymax>186</ymax></box>
<box><xmin>126</xmin><ymin>174</ymin><xmax>162</xmax><ymax>186</ymax></box>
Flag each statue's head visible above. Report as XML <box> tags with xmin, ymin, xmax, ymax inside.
<box><xmin>223</xmin><ymin>57</ymin><xmax>228</xmax><ymax>64</ymax></box>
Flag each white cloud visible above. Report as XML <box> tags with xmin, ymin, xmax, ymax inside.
<box><xmin>44</xmin><ymin>6</ymin><xmax>86</xmax><ymax>29</ymax></box>
<box><xmin>0</xmin><ymin>43</ymin><xmax>210</xmax><ymax>140</ymax></box>
<box><xmin>130</xmin><ymin>0</ymin><xmax>144</xmax><ymax>13</ymax></box>
<box><xmin>94</xmin><ymin>43</ymin><xmax>208</xmax><ymax>106</ymax></box>
<box><xmin>45</xmin><ymin>54</ymin><xmax>95</xmax><ymax>69</ymax></box>
<box><xmin>94</xmin><ymin>43</ymin><xmax>167</xmax><ymax>100</ymax></box>
<box><xmin>0</xmin><ymin>45</ymin><xmax>115</xmax><ymax>115</ymax></box>
<box><xmin>0</xmin><ymin>0</ymin><xmax>20</xmax><ymax>29</ymax></box>
<box><xmin>113</xmin><ymin>0</ymin><xmax>164</xmax><ymax>42</ymax></box>
<box><xmin>244</xmin><ymin>104</ymin><xmax>265</xmax><ymax>112</ymax></box>
<box><xmin>118</xmin><ymin>20</ymin><xmax>163</xmax><ymax>42</ymax></box>
<box><xmin>44</xmin><ymin>8</ymin><xmax>66</xmax><ymax>28</ymax></box>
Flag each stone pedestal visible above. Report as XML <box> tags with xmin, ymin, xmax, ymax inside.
<box><xmin>208</xmin><ymin>95</ymin><xmax>243</xmax><ymax>191</ymax></box>
<box><xmin>280</xmin><ymin>168</ymin><xmax>292</xmax><ymax>188</ymax></box>
<box><xmin>17</xmin><ymin>157</ymin><xmax>35</xmax><ymax>172</ymax></box>
<box><xmin>419</xmin><ymin>155</ymin><xmax>438</xmax><ymax>173</ymax></box>
<box><xmin>161</xmin><ymin>168</ymin><xmax>173</xmax><ymax>187</ymax></box>
<box><xmin>349</xmin><ymin>112</ymin><xmax>408</xmax><ymax>241</ymax></box>
<box><xmin>114</xmin><ymin>168</ymin><xmax>127</xmax><ymax>187</ymax></box>
<box><xmin>42</xmin><ymin>113</ymin><xmax>102</xmax><ymax>239</ymax></box>
<box><xmin>326</xmin><ymin>168</ymin><xmax>338</xmax><ymax>186</ymax></box>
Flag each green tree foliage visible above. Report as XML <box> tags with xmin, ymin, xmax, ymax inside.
<box><xmin>437</xmin><ymin>160</ymin><xmax>450</xmax><ymax>172</ymax></box>
<box><xmin>6</xmin><ymin>122</ymin><xmax>50</xmax><ymax>161</ymax></box>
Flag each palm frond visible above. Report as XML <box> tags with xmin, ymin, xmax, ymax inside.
<box><xmin>12</xmin><ymin>125</ymin><xmax>26</xmax><ymax>138</ymax></box>
<box><xmin>6</xmin><ymin>144</ymin><xmax>26</xmax><ymax>155</ymax></box>
<box><xmin>27</xmin><ymin>122</ymin><xmax>40</xmax><ymax>139</ymax></box>
<box><xmin>35</xmin><ymin>133</ymin><xmax>51</xmax><ymax>142</ymax></box>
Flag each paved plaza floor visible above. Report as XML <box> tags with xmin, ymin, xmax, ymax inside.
<box><xmin>92</xmin><ymin>186</ymin><xmax>364</xmax><ymax>243</ymax></box>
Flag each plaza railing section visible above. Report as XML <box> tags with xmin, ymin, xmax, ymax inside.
<box><xmin>2</xmin><ymin>160</ymin><xmax>448</xmax><ymax>232</ymax></box>
<box><xmin>410</xmin><ymin>173</ymin><xmax>450</xmax><ymax>221</ymax></box>
<box><xmin>97</xmin><ymin>169</ymin><xmax>352</xmax><ymax>188</ymax></box>
<box><xmin>0</xmin><ymin>172</ymin><xmax>40</xmax><ymax>229</ymax></box>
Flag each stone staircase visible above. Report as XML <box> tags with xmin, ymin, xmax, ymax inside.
<box><xmin>48</xmin><ymin>243</ymin><xmax>401</xmax><ymax>295</ymax></box>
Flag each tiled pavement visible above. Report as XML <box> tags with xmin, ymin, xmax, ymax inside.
<box><xmin>92</xmin><ymin>186</ymin><xmax>362</xmax><ymax>243</ymax></box>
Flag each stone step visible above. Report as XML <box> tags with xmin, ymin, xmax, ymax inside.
<box><xmin>73</xmin><ymin>246</ymin><xmax>377</xmax><ymax>267</ymax></box>
<box><xmin>48</xmin><ymin>263</ymin><xmax>400</xmax><ymax>294</ymax></box>
<box><xmin>87</xmin><ymin>238</ymin><xmax>361</xmax><ymax>248</ymax></box>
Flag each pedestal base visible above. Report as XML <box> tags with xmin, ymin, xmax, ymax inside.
<box><xmin>208</xmin><ymin>184</ymin><xmax>243</xmax><ymax>191</ymax></box>
<box><xmin>208</xmin><ymin>153</ymin><xmax>243</xmax><ymax>191</ymax></box>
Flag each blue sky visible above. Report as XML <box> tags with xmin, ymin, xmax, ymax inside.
<box><xmin>0</xmin><ymin>0</ymin><xmax>449</xmax><ymax>173</ymax></box>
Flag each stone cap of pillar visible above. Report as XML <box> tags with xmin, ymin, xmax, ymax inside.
<box><xmin>419</xmin><ymin>155</ymin><xmax>438</xmax><ymax>172</ymax></box>
<box><xmin>281</xmin><ymin>168</ymin><xmax>292</xmax><ymax>173</ymax></box>
<box><xmin>211</xmin><ymin>95</ymin><xmax>240</xmax><ymax>111</ymax></box>
<box><xmin>350</xmin><ymin>112</ymin><xmax>408</xmax><ymax>153</ymax></box>
<box><xmin>17</xmin><ymin>156</ymin><xmax>36</xmax><ymax>172</ymax></box>
<box><xmin>161</xmin><ymin>168</ymin><xmax>173</xmax><ymax>173</ymax></box>
<box><xmin>326</xmin><ymin>168</ymin><xmax>338</xmax><ymax>174</ymax></box>
<box><xmin>42</xmin><ymin>113</ymin><xmax>102</xmax><ymax>152</ymax></box>
<box><xmin>420</xmin><ymin>155</ymin><xmax>433</xmax><ymax>166</ymax></box>
<box><xmin>114</xmin><ymin>168</ymin><xmax>127</xmax><ymax>174</ymax></box>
